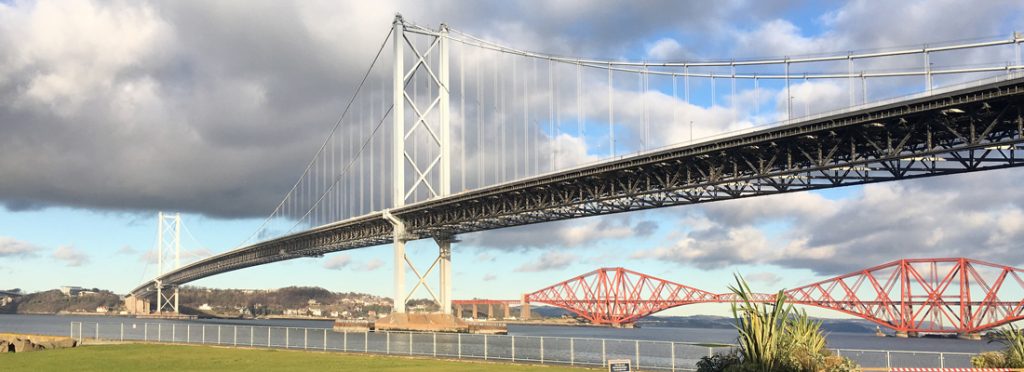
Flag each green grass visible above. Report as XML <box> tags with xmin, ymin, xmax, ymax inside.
<box><xmin>0</xmin><ymin>343</ymin><xmax>590</xmax><ymax>371</ymax></box>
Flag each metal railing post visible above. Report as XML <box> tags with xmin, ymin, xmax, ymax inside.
<box><xmin>601</xmin><ymin>339</ymin><xmax>605</xmax><ymax>366</ymax></box>
<box><xmin>158</xmin><ymin>323</ymin><xmax>162</xmax><ymax>342</ymax></box>
<box><xmin>886</xmin><ymin>351</ymin><xmax>892</xmax><ymax>369</ymax></box>
<box><xmin>511</xmin><ymin>335</ymin><xmax>515</xmax><ymax>362</ymax></box>
<box><xmin>409</xmin><ymin>332</ymin><xmax>413</xmax><ymax>355</ymax></box>
<box><xmin>570</xmin><ymin>337</ymin><xmax>575</xmax><ymax>365</ymax></box>
<box><xmin>121</xmin><ymin>323</ymin><xmax>124</xmax><ymax>341</ymax></box>
<box><xmin>433</xmin><ymin>333</ymin><xmax>437</xmax><ymax>357</ymax></box>
<box><xmin>484</xmin><ymin>334</ymin><xmax>488</xmax><ymax>360</ymax></box>
<box><xmin>304</xmin><ymin>328</ymin><xmax>308</xmax><ymax>350</ymax></box>
<box><xmin>145</xmin><ymin>323</ymin><xmax>148</xmax><ymax>341</ymax></box>
<box><xmin>671</xmin><ymin>342</ymin><xmax>676</xmax><ymax>372</ymax></box>
<box><xmin>201</xmin><ymin>324</ymin><xmax>205</xmax><ymax>344</ymax></box>
<box><xmin>268</xmin><ymin>327</ymin><xmax>271</xmax><ymax>347</ymax></box>
<box><xmin>457</xmin><ymin>333</ymin><xmax>462</xmax><ymax>359</ymax></box>
<box><xmin>285</xmin><ymin>327</ymin><xmax>289</xmax><ymax>349</ymax></box>
<box><xmin>540</xmin><ymin>337</ymin><xmax>545</xmax><ymax>364</ymax></box>
<box><xmin>324</xmin><ymin>329</ymin><xmax>328</xmax><ymax>351</ymax></box>
<box><xmin>95</xmin><ymin>323</ymin><xmax>99</xmax><ymax>341</ymax></box>
<box><xmin>343</xmin><ymin>331</ymin><xmax>348</xmax><ymax>352</ymax></box>
<box><xmin>386</xmin><ymin>332</ymin><xmax>390</xmax><ymax>354</ymax></box>
<box><xmin>69</xmin><ymin>323</ymin><xmax>73</xmax><ymax>339</ymax></box>
<box><xmin>187</xmin><ymin>324</ymin><xmax>191</xmax><ymax>343</ymax></box>
<box><xmin>940</xmin><ymin>352</ymin><xmax>945</xmax><ymax>368</ymax></box>
<box><xmin>234</xmin><ymin>326</ymin><xmax>238</xmax><ymax>346</ymax></box>
<box><xmin>251</xmin><ymin>327</ymin><xmax>254</xmax><ymax>347</ymax></box>
<box><xmin>364</xmin><ymin>331</ymin><xmax>368</xmax><ymax>353</ymax></box>
<box><xmin>218</xmin><ymin>325</ymin><xmax>222</xmax><ymax>345</ymax></box>
<box><xmin>635</xmin><ymin>340</ymin><xmax>640</xmax><ymax>370</ymax></box>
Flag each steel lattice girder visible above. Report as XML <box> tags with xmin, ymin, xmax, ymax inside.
<box><xmin>527</xmin><ymin>267</ymin><xmax>718</xmax><ymax>325</ymax></box>
<box><xmin>523</xmin><ymin>258</ymin><xmax>1024</xmax><ymax>334</ymax></box>
<box><xmin>132</xmin><ymin>78</ymin><xmax>1024</xmax><ymax>297</ymax></box>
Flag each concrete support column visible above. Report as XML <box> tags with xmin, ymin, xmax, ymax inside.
<box><xmin>156</xmin><ymin>280</ymin><xmax>163</xmax><ymax>314</ymax></box>
<box><xmin>393</xmin><ymin>239</ymin><xmax>405</xmax><ymax>313</ymax></box>
<box><xmin>520</xmin><ymin>294</ymin><xmax>531</xmax><ymax>320</ymax></box>
<box><xmin>487</xmin><ymin>304</ymin><xmax>493</xmax><ymax>319</ymax></box>
<box><xmin>435</xmin><ymin>236</ymin><xmax>452</xmax><ymax>314</ymax></box>
<box><xmin>504</xmin><ymin>304</ymin><xmax>510</xmax><ymax>319</ymax></box>
<box><xmin>472</xmin><ymin>304</ymin><xmax>478</xmax><ymax>320</ymax></box>
<box><xmin>455</xmin><ymin>304</ymin><xmax>462</xmax><ymax>318</ymax></box>
<box><xmin>384</xmin><ymin>210</ymin><xmax>410</xmax><ymax>314</ymax></box>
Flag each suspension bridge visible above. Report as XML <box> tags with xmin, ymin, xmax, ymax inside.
<box><xmin>127</xmin><ymin>15</ymin><xmax>1024</xmax><ymax>332</ymax></box>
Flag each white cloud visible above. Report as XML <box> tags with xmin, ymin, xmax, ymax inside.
<box><xmin>0</xmin><ymin>236</ymin><xmax>41</xmax><ymax>257</ymax></box>
<box><xmin>359</xmin><ymin>258</ymin><xmax>384</xmax><ymax>271</ymax></box>
<box><xmin>745</xmin><ymin>272</ymin><xmax>782</xmax><ymax>286</ymax></box>
<box><xmin>323</xmin><ymin>254</ymin><xmax>352</xmax><ymax>270</ymax></box>
<box><xmin>115</xmin><ymin>245</ymin><xmax>136</xmax><ymax>255</ymax></box>
<box><xmin>646</xmin><ymin>38</ymin><xmax>684</xmax><ymax>60</ymax></box>
<box><xmin>515</xmin><ymin>251</ymin><xmax>575</xmax><ymax>272</ymax></box>
<box><xmin>53</xmin><ymin>245</ymin><xmax>89</xmax><ymax>266</ymax></box>
<box><xmin>465</xmin><ymin>214</ymin><xmax>657</xmax><ymax>250</ymax></box>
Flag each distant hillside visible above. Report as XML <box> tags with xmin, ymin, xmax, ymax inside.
<box><xmin>176</xmin><ymin>286</ymin><xmax>396</xmax><ymax>319</ymax></box>
<box><xmin>639</xmin><ymin>314</ymin><xmax>880</xmax><ymax>333</ymax></box>
<box><xmin>0</xmin><ymin>289</ymin><xmax>120</xmax><ymax>314</ymax></box>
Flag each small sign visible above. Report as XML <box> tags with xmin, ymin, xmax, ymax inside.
<box><xmin>608</xmin><ymin>359</ymin><xmax>631</xmax><ymax>372</ymax></box>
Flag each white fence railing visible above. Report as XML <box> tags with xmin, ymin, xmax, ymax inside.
<box><xmin>68</xmin><ymin>321</ymin><xmax>978</xmax><ymax>370</ymax></box>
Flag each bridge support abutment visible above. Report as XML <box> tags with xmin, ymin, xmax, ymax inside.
<box><xmin>436</xmin><ymin>235</ymin><xmax>453</xmax><ymax>315</ymax></box>
<box><xmin>958</xmin><ymin>332</ymin><xmax>982</xmax><ymax>340</ymax></box>
<box><xmin>154</xmin><ymin>281</ymin><xmax>179</xmax><ymax>314</ymax></box>
<box><xmin>520</xmin><ymin>294</ymin><xmax>531</xmax><ymax>320</ymax></box>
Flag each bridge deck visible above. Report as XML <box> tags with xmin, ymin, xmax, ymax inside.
<box><xmin>132</xmin><ymin>76</ymin><xmax>1024</xmax><ymax>297</ymax></box>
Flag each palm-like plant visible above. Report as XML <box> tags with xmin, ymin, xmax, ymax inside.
<box><xmin>990</xmin><ymin>324</ymin><xmax>1024</xmax><ymax>367</ymax></box>
<box><xmin>728</xmin><ymin>274</ymin><xmax>791</xmax><ymax>371</ymax></box>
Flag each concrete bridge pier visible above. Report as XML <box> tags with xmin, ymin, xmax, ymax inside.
<box><xmin>894</xmin><ymin>331</ymin><xmax>920</xmax><ymax>338</ymax></box>
<box><xmin>958</xmin><ymin>332</ymin><xmax>982</xmax><ymax>340</ymax></box>
<box><xmin>520</xmin><ymin>294</ymin><xmax>531</xmax><ymax>320</ymax></box>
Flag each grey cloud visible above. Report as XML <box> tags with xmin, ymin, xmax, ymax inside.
<box><xmin>0</xmin><ymin>0</ymin><xmax>803</xmax><ymax>221</ymax></box>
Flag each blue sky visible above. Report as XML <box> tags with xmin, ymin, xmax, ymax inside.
<box><xmin>1</xmin><ymin>0</ymin><xmax>1023</xmax><ymax>318</ymax></box>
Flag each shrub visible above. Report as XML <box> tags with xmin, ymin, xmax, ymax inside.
<box><xmin>974</xmin><ymin>325</ymin><xmax>1024</xmax><ymax>368</ymax></box>
<box><xmin>697</xmin><ymin>351</ymin><xmax>743</xmax><ymax>372</ymax></box>
<box><xmin>696</xmin><ymin>274</ymin><xmax>859</xmax><ymax>372</ymax></box>
<box><xmin>972</xmin><ymin>351</ymin><xmax>1008</xmax><ymax>368</ymax></box>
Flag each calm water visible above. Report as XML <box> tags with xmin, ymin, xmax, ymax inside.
<box><xmin>0</xmin><ymin>313</ymin><xmax>1001</xmax><ymax>354</ymax></box>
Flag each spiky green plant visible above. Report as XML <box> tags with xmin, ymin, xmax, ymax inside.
<box><xmin>990</xmin><ymin>324</ymin><xmax>1024</xmax><ymax>367</ymax></box>
<box><xmin>782</xmin><ymin>309</ymin><xmax>829</xmax><ymax>371</ymax></box>
<box><xmin>728</xmin><ymin>274</ymin><xmax>791</xmax><ymax>371</ymax></box>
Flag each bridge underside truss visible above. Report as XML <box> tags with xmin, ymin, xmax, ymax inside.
<box><xmin>133</xmin><ymin>78</ymin><xmax>1024</xmax><ymax>298</ymax></box>
<box><xmin>403</xmin><ymin>78</ymin><xmax>1024</xmax><ymax>236</ymax></box>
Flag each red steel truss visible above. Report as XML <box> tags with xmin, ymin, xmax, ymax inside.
<box><xmin>527</xmin><ymin>267</ymin><xmax>718</xmax><ymax>325</ymax></box>
<box><xmin>523</xmin><ymin>258</ymin><xmax>1024</xmax><ymax>333</ymax></box>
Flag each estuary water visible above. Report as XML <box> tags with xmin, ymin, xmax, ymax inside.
<box><xmin>0</xmin><ymin>313</ymin><xmax>1001</xmax><ymax>354</ymax></box>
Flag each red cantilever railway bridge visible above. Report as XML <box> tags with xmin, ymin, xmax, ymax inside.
<box><xmin>460</xmin><ymin>258</ymin><xmax>1024</xmax><ymax>335</ymax></box>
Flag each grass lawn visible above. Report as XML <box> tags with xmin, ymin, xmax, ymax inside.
<box><xmin>0</xmin><ymin>343</ymin><xmax>591</xmax><ymax>371</ymax></box>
